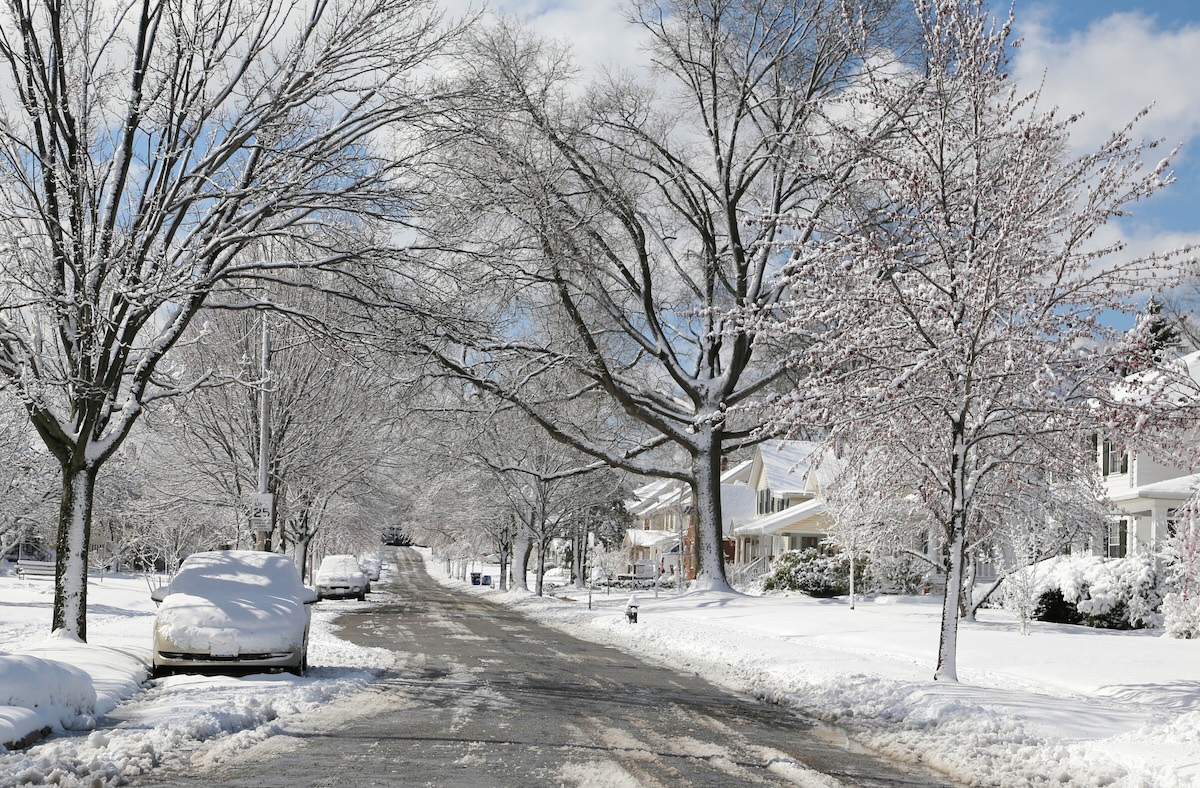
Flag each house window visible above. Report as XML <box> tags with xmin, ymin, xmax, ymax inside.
<box><xmin>757</xmin><ymin>487</ymin><xmax>771</xmax><ymax>516</ymax></box>
<box><xmin>799</xmin><ymin>536</ymin><xmax>820</xmax><ymax>552</ymax></box>
<box><xmin>1107</xmin><ymin>520</ymin><xmax>1128</xmax><ymax>558</ymax></box>
<box><xmin>1102</xmin><ymin>441</ymin><xmax>1128</xmax><ymax>476</ymax></box>
<box><xmin>757</xmin><ymin>488</ymin><xmax>791</xmax><ymax>515</ymax></box>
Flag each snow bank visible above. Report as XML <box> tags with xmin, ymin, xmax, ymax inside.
<box><xmin>1</xmin><ymin>626</ymin><xmax>152</xmax><ymax>750</ymax></box>
<box><xmin>0</xmin><ymin>588</ymin><xmax>391</xmax><ymax>787</ymax></box>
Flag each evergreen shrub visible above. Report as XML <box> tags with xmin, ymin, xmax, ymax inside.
<box><xmin>762</xmin><ymin>549</ymin><xmax>867</xmax><ymax>597</ymax></box>
<box><xmin>1019</xmin><ymin>556</ymin><xmax>1162</xmax><ymax>630</ymax></box>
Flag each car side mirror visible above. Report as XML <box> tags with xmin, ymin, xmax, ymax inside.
<box><xmin>150</xmin><ymin>585</ymin><xmax>168</xmax><ymax>605</ymax></box>
<box><xmin>301</xmin><ymin>587</ymin><xmax>319</xmax><ymax>605</ymax></box>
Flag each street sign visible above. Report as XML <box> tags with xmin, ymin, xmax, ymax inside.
<box><xmin>249</xmin><ymin>493</ymin><xmax>274</xmax><ymax>532</ymax></box>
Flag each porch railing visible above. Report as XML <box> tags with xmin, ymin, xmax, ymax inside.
<box><xmin>728</xmin><ymin>555</ymin><xmax>771</xmax><ymax>589</ymax></box>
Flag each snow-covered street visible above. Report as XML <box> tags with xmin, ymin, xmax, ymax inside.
<box><xmin>3</xmin><ymin>549</ymin><xmax>1200</xmax><ymax>787</ymax></box>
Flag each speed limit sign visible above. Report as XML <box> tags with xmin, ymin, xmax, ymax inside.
<box><xmin>249</xmin><ymin>492</ymin><xmax>274</xmax><ymax>530</ymax></box>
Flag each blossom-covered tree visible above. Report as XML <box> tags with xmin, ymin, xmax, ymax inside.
<box><xmin>759</xmin><ymin>0</ymin><xmax>1187</xmax><ymax>680</ymax></box>
<box><xmin>0</xmin><ymin>0</ymin><xmax>457</xmax><ymax>638</ymax></box>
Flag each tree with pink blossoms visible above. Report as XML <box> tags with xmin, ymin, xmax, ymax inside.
<box><xmin>756</xmin><ymin>0</ymin><xmax>1189</xmax><ymax>680</ymax></box>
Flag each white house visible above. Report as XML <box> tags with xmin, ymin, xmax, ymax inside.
<box><xmin>622</xmin><ymin>460</ymin><xmax>757</xmax><ymax>577</ymax></box>
<box><xmin>731</xmin><ymin>440</ymin><xmax>839</xmax><ymax>568</ymax></box>
<box><xmin>1100</xmin><ymin>350</ymin><xmax>1200</xmax><ymax>559</ymax></box>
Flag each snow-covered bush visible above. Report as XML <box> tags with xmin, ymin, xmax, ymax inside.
<box><xmin>1161</xmin><ymin>516</ymin><xmax>1200</xmax><ymax>638</ymax></box>
<box><xmin>865</xmin><ymin>553</ymin><xmax>931</xmax><ymax>595</ymax></box>
<box><xmin>1001</xmin><ymin>560</ymin><xmax>1042</xmax><ymax>635</ymax></box>
<box><xmin>763</xmin><ymin>549</ymin><xmax>865</xmax><ymax>597</ymax></box>
<box><xmin>1162</xmin><ymin>593</ymin><xmax>1200</xmax><ymax>639</ymax></box>
<box><xmin>1012</xmin><ymin>555</ymin><xmax>1163</xmax><ymax>630</ymax></box>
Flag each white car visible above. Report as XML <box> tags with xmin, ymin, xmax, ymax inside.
<box><xmin>150</xmin><ymin>550</ymin><xmax>316</xmax><ymax>677</ymax></box>
<box><xmin>359</xmin><ymin>553</ymin><xmax>382</xmax><ymax>582</ymax></box>
<box><xmin>315</xmin><ymin>554</ymin><xmax>370</xmax><ymax>600</ymax></box>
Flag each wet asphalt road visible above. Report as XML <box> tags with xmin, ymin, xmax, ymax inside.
<box><xmin>129</xmin><ymin>548</ymin><xmax>958</xmax><ymax>787</ymax></box>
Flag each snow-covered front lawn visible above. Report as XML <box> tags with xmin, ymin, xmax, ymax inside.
<box><xmin>2</xmin><ymin>551</ymin><xmax>1199</xmax><ymax>787</ymax></box>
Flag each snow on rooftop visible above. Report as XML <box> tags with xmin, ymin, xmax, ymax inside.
<box><xmin>756</xmin><ymin>440</ymin><xmax>824</xmax><ymax>494</ymax></box>
<box><xmin>623</xmin><ymin>529</ymin><xmax>680</xmax><ymax>548</ymax></box>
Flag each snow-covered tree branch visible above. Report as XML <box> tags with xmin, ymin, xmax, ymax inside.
<box><xmin>0</xmin><ymin>0</ymin><xmax>461</xmax><ymax>638</ymax></box>
<box><xmin>753</xmin><ymin>0</ymin><xmax>1191</xmax><ymax>681</ymax></box>
<box><xmin>415</xmin><ymin>0</ymin><xmax>912</xmax><ymax>589</ymax></box>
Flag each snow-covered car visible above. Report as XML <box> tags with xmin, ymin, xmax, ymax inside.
<box><xmin>359</xmin><ymin>553</ymin><xmax>382</xmax><ymax>582</ymax></box>
<box><xmin>315</xmin><ymin>555</ymin><xmax>370</xmax><ymax>600</ymax></box>
<box><xmin>149</xmin><ymin>550</ymin><xmax>317</xmax><ymax>677</ymax></box>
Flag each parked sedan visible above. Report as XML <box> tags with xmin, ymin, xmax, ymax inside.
<box><xmin>315</xmin><ymin>554</ymin><xmax>370</xmax><ymax>600</ymax></box>
<box><xmin>359</xmin><ymin>553</ymin><xmax>382</xmax><ymax>582</ymax></box>
<box><xmin>150</xmin><ymin>550</ymin><xmax>317</xmax><ymax>677</ymax></box>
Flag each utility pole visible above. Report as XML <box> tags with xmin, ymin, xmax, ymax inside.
<box><xmin>252</xmin><ymin>315</ymin><xmax>274</xmax><ymax>551</ymax></box>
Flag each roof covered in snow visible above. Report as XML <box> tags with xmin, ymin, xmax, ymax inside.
<box><xmin>623</xmin><ymin>529</ymin><xmax>681</xmax><ymax>548</ymax></box>
<box><xmin>753</xmin><ymin>440</ymin><xmax>825</xmax><ymax>495</ymax></box>
<box><xmin>1111</xmin><ymin>472</ymin><xmax>1200</xmax><ymax>503</ymax></box>
<box><xmin>1114</xmin><ymin>349</ymin><xmax>1200</xmax><ymax>406</ymax></box>
<box><xmin>627</xmin><ymin>478</ymin><xmax>687</xmax><ymax>516</ymax></box>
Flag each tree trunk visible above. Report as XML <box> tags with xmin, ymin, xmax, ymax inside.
<box><xmin>512</xmin><ymin>535</ymin><xmax>531</xmax><ymax>592</ymax></box>
<box><xmin>535</xmin><ymin>539</ymin><xmax>547</xmax><ymax>597</ymax></box>
<box><xmin>573</xmin><ymin>527</ymin><xmax>585</xmax><ymax>590</ymax></box>
<box><xmin>53</xmin><ymin>464</ymin><xmax>98</xmax><ymax>641</ymax></box>
<box><xmin>296</xmin><ymin>532</ymin><xmax>314</xmax><ymax>583</ymax></box>
<box><xmin>934</xmin><ymin>523</ymin><xmax>966</xmax><ymax>681</ymax></box>
<box><xmin>690</xmin><ymin>432</ymin><xmax>731</xmax><ymax>591</ymax></box>
<box><xmin>960</xmin><ymin>553</ymin><xmax>977</xmax><ymax>621</ymax></box>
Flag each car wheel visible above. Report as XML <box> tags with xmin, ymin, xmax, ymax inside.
<box><xmin>357</xmin><ymin>592</ymin><xmax>366</xmax><ymax>601</ymax></box>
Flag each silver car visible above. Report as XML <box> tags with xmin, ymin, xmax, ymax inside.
<box><xmin>150</xmin><ymin>550</ymin><xmax>317</xmax><ymax>677</ymax></box>
<box><xmin>315</xmin><ymin>554</ymin><xmax>370</xmax><ymax>600</ymax></box>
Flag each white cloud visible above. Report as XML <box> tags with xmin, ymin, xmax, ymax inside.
<box><xmin>1009</xmin><ymin>9</ymin><xmax>1200</xmax><ymax>279</ymax></box>
<box><xmin>1012</xmin><ymin>10</ymin><xmax>1200</xmax><ymax>154</ymax></box>
<box><xmin>443</xmin><ymin>0</ymin><xmax>654</xmax><ymax>79</ymax></box>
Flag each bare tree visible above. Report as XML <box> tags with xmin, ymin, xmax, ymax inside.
<box><xmin>0</xmin><ymin>0</ymin><xmax>460</xmax><ymax>638</ymax></box>
<box><xmin>147</xmin><ymin>302</ymin><xmax>404</xmax><ymax>578</ymax></box>
<box><xmin>417</xmin><ymin>0</ymin><xmax>909</xmax><ymax>590</ymax></box>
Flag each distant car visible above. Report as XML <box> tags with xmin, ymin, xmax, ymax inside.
<box><xmin>150</xmin><ymin>550</ymin><xmax>316</xmax><ymax>677</ymax></box>
<box><xmin>381</xmin><ymin>528</ymin><xmax>410</xmax><ymax>546</ymax></box>
<box><xmin>315</xmin><ymin>554</ymin><xmax>370</xmax><ymax>601</ymax></box>
<box><xmin>360</xmin><ymin>553</ymin><xmax>382</xmax><ymax>582</ymax></box>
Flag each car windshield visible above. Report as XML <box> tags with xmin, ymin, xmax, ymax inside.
<box><xmin>172</xmin><ymin>552</ymin><xmax>302</xmax><ymax>597</ymax></box>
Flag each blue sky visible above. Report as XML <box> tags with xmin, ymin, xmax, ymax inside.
<box><xmin>1007</xmin><ymin>1</ymin><xmax>1200</xmax><ymax>249</ymax></box>
<box><xmin>1020</xmin><ymin>0</ymin><xmax>1200</xmax><ymax>31</ymax></box>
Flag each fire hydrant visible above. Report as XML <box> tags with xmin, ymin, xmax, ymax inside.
<box><xmin>625</xmin><ymin>594</ymin><xmax>639</xmax><ymax>624</ymax></box>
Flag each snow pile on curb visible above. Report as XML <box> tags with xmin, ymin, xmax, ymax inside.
<box><xmin>1</xmin><ymin>629</ymin><xmax>145</xmax><ymax>750</ymax></box>
<box><xmin>0</xmin><ymin>585</ymin><xmax>393</xmax><ymax>787</ymax></box>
